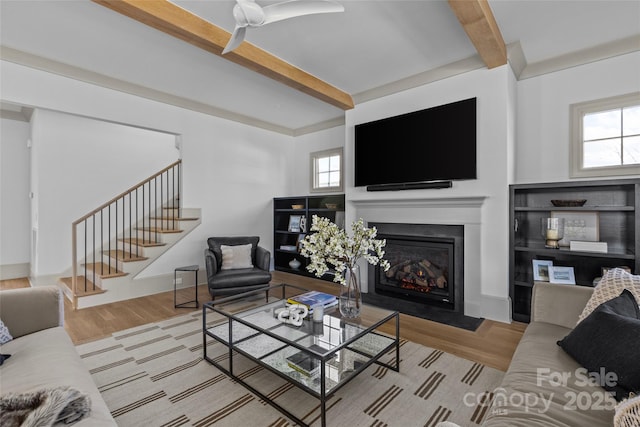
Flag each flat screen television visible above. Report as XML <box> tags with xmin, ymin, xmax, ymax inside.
<box><xmin>354</xmin><ymin>98</ymin><xmax>476</xmax><ymax>189</ymax></box>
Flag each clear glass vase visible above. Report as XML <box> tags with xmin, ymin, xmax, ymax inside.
<box><xmin>339</xmin><ymin>265</ymin><xmax>361</xmax><ymax>318</ymax></box>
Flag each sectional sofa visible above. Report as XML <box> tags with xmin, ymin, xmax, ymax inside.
<box><xmin>0</xmin><ymin>286</ymin><xmax>116</xmax><ymax>426</ymax></box>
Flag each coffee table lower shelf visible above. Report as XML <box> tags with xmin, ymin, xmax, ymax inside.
<box><xmin>202</xmin><ymin>289</ymin><xmax>400</xmax><ymax>427</ymax></box>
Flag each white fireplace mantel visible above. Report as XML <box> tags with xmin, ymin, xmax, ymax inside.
<box><xmin>348</xmin><ymin>194</ymin><xmax>496</xmax><ymax>320</ymax></box>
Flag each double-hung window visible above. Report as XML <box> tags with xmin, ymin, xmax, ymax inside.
<box><xmin>310</xmin><ymin>148</ymin><xmax>343</xmax><ymax>192</ymax></box>
<box><xmin>571</xmin><ymin>93</ymin><xmax>640</xmax><ymax>178</ymax></box>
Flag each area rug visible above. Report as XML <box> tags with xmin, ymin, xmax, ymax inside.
<box><xmin>77</xmin><ymin>298</ymin><xmax>503</xmax><ymax>426</ymax></box>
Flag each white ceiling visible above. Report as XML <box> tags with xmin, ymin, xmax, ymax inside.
<box><xmin>1</xmin><ymin>0</ymin><xmax>639</xmax><ymax>133</ymax></box>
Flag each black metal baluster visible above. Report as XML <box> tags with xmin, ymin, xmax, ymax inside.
<box><xmin>177</xmin><ymin>162</ymin><xmax>181</xmax><ymax>219</ymax></box>
<box><xmin>84</xmin><ymin>220</ymin><xmax>87</xmax><ymax>292</ymax></box>
<box><xmin>129</xmin><ymin>192</ymin><xmax>132</xmax><ymax>258</ymax></box>
<box><xmin>135</xmin><ymin>187</ymin><xmax>139</xmax><ymax>258</ymax></box>
<box><xmin>108</xmin><ymin>205</ymin><xmax>111</xmax><ymax>275</ymax></box>
<box><xmin>141</xmin><ymin>184</ymin><xmax>144</xmax><ymax>257</ymax></box>
<box><xmin>92</xmin><ymin>215</ymin><xmax>96</xmax><ymax>289</ymax></box>
<box><xmin>156</xmin><ymin>173</ymin><xmax>164</xmax><ymax>242</ymax></box>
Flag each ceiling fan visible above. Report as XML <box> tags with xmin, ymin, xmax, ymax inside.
<box><xmin>222</xmin><ymin>0</ymin><xmax>344</xmax><ymax>54</ymax></box>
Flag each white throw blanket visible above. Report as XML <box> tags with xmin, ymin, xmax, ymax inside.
<box><xmin>0</xmin><ymin>386</ymin><xmax>91</xmax><ymax>427</ymax></box>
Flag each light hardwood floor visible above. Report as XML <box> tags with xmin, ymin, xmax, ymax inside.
<box><xmin>0</xmin><ymin>271</ymin><xmax>526</xmax><ymax>371</ymax></box>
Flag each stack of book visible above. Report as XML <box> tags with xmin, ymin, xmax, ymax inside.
<box><xmin>285</xmin><ymin>344</ymin><xmax>329</xmax><ymax>377</ymax></box>
<box><xmin>287</xmin><ymin>291</ymin><xmax>338</xmax><ymax>312</ymax></box>
<box><xmin>286</xmin><ymin>351</ymin><xmax>319</xmax><ymax>376</ymax></box>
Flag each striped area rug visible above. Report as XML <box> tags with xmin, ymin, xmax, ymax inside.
<box><xmin>77</xmin><ymin>299</ymin><xmax>503</xmax><ymax>426</ymax></box>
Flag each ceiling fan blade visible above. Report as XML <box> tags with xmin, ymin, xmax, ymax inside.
<box><xmin>222</xmin><ymin>26</ymin><xmax>247</xmax><ymax>54</ymax></box>
<box><xmin>262</xmin><ymin>0</ymin><xmax>344</xmax><ymax>25</ymax></box>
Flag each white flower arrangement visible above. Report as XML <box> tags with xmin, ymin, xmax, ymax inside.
<box><xmin>299</xmin><ymin>215</ymin><xmax>391</xmax><ymax>285</ymax></box>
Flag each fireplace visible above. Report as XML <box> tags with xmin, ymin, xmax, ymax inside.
<box><xmin>376</xmin><ymin>236</ymin><xmax>454</xmax><ymax>309</ymax></box>
<box><xmin>368</xmin><ymin>222</ymin><xmax>464</xmax><ymax>314</ymax></box>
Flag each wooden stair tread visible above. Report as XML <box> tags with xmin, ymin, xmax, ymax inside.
<box><xmin>119</xmin><ymin>238</ymin><xmax>166</xmax><ymax>247</ymax></box>
<box><xmin>59</xmin><ymin>276</ymin><xmax>106</xmax><ymax>297</ymax></box>
<box><xmin>103</xmin><ymin>250</ymin><xmax>148</xmax><ymax>262</ymax></box>
<box><xmin>136</xmin><ymin>227</ymin><xmax>183</xmax><ymax>233</ymax></box>
<box><xmin>82</xmin><ymin>262</ymin><xmax>128</xmax><ymax>278</ymax></box>
<box><xmin>149</xmin><ymin>216</ymin><xmax>199</xmax><ymax>221</ymax></box>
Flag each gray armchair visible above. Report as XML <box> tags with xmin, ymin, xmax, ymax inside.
<box><xmin>204</xmin><ymin>236</ymin><xmax>272</xmax><ymax>300</ymax></box>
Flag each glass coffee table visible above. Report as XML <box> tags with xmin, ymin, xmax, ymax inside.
<box><xmin>203</xmin><ymin>283</ymin><xmax>400</xmax><ymax>427</ymax></box>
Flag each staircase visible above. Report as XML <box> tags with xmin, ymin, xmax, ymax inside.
<box><xmin>59</xmin><ymin>160</ymin><xmax>201</xmax><ymax>309</ymax></box>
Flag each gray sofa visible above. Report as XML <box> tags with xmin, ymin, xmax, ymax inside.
<box><xmin>482</xmin><ymin>283</ymin><xmax>614</xmax><ymax>426</ymax></box>
<box><xmin>0</xmin><ymin>286</ymin><xmax>116</xmax><ymax>426</ymax></box>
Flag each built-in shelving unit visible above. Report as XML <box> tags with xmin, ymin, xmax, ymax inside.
<box><xmin>273</xmin><ymin>194</ymin><xmax>345</xmax><ymax>280</ymax></box>
<box><xmin>509</xmin><ymin>178</ymin><xmax>639</xmax><ymax>322</ymax></box>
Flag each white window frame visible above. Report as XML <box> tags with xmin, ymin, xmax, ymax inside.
<box><xmin>310</xmin><ymin>147</ymin><xmax>343</xmax><ymax>193</ymax></box>
<box><xmin>570</xmin><ymin>92</ymin><xmax>640</xmax><ymax>178</ymax></box>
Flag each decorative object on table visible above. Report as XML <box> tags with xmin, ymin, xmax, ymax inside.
<box><xmin>541</xmin><ymin>217</ymin><xmax>564</xmax><ymax>249</ymax></box>
<box><xmin>285</xmin><ymin>345</ymin><xmax>328</xmax><ymax>377</ymax></box>
<box><xmin>299</xmin><ymin>215</ymin><xmax>390</xmax><ymax>318</ymax></box>
<box><xmin>288</xmin><ymin>215</ymin><xmax>303</xmax><ymax>232</ymax></box>
<box><xmin>274</xmin><ymin>304</ymin><xmax>308</xmax><ymax>326</ymax></box>
<box><xmin>287</xmin><ymin>290</ymin><xmax>336</xmax><ymax>308</ymax></box>
<box><xmin>532</xmin><ymin>259</ymin><xmax>553</xmax><ymax>282</ymax></box>
<box><xmin>548</xmin><ymin>266</ymin><xmax>576</xmax><ymax>285</ymax></box>
<box><xmin>550</xmin><ymin>199</ymin><xmax>587</xmax><ymax>207</ymax></box>
<box><xmin>569</xmin><ymin>240</ymin><xmax>607</xmax><ymax>253</ymax></box>
<box><xmin>288</xmin><ymin>258</ymin><xmax>301</xmax><ymax>269</ymax></box>
<box><xmin>550</xmin><ymin>211</ymin><xmax>599</xmax><ymax>247</ymax></box>
<box><xmin>312</xmin><ymin>304</ymin><xmax>324</xmax><ymax>322</ymax></box>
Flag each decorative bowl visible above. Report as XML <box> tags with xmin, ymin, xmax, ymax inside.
<box><xmin>291</xmin><ymin>204</ymin><xmax>304</xmax><ymax>210</ymax></box>
<box><xmin>551</xmin><ymin>199</ymin><xmax>587</xmax><ymax>207</ymax></box>
<box><xmin>325</xmin><ymin>203</ymin><xmax>338</xmax><ymax>209</ymax></box>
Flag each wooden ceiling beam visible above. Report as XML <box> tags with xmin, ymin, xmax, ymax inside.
<box><xmin>447</xmin><ymin>0</ymin><xmax>507</xmax><ymax>69</ymax></box>
<box><xmin>93</xmin><ymin>0</ymin><xmax>354</xmax><ymax>110</ymax></box>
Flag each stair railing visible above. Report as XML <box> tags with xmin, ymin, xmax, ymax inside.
<box><xmin>71</xmin><ymin>160</ymin><xmax>181</xmax><ymax>297</ymax></box>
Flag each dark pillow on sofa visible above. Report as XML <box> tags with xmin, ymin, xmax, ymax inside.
<box><xmin>0</xmin><ymin>354</ymin><xmax>11</xmax><ymax>366</ymax></box>
<box><xmin>558</xmin><ymin>289</ymin><xmax>640</xmax><ymax>401</ymax></box>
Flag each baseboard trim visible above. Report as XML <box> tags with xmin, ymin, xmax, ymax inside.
<box><xmin>479</xmin><ymin>294</ymin><xmax>511</xmax><ymax>323</ymax></box>
<box><xmin>0</xmin><ymin>263</ymin><xmax>30</xmax><ymax>280</ymax></box>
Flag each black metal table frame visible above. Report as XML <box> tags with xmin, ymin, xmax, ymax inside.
<box><xmin>174</xmin><ymin>265</ymin><xmax>199</xmax><ymax>308</ymax></box>
<box><xmin>202</xmin><ymin>283</ymin><xmax>400</xmax><ymax>427</ymax></box>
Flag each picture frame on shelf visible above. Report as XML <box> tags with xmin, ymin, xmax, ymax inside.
<box><xmin>548</xmin><ymin>266</ymin><xmax>576</xmax><ymax>285</ymax></box>
<box><xmin>532</xmin><ymin>259</ymin><xmax>554</xmax><ymax>282</ymax></box>
<box><xmin>288</xmin><ymin>215</ymin><xmax>303</xmax><ymax>232</ymax></box>
<box><xmin>550</xmin><ymin>211</ymin><xmax>599</xmax><ymax>247</ymax></box>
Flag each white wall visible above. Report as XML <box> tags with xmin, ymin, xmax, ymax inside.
<box><xmin>345</xmin><ymin>65</ymin><xmax>516</xmax><ymax>322</ymax></box>
<box><xmin>1</xmin><ymin>60</ymin><xmax>292</xmax><ymax>281</ymax></box>
<box><xmin>515</xmin><ymin>51</ymin><xmax>640</xmax><ymax>183</ymax></box>
<box><xmin>0</xmin><ymin>117</ymin><xmax>31</xmax><ymax>274</ymax></box>
<box><xmin>289</xmin><ymin>126</ymin><xmax>345</xmax><ymax>196</ymax></box>
<box><xmin>29</xmin><ymin>109</ymin><xmax>178</xmax><ymax>276</ymax></box>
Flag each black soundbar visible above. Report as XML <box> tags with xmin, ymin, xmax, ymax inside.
<box><xmin>366</xmin><ymin>181</ymin><xmax>453</xmax><ymax>192</ymax></box>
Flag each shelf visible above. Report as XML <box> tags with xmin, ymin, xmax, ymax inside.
<box><xmin>514</xmin><ymin>245</ymin><xmax>635</xmax><ymax>259</ymax></box>
<box><xmin>514</xmin><ymin>205</ymin><xmax>634</xmax><ymax>212</ymax></box>
<box><xmin>274</xmin><ymin>194</ymin><xmax>345</xmax><ymax>283</ymax></box>
<box><xmin>509</xmin><ymin>178</ymin><xmax>639</xmax><ymax>323</ymax></box>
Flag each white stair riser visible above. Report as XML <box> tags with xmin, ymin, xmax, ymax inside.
<box><xmin>72</xmin><ymin>211</ymin><xmax>201</xmax><ymax>308</ymax></box>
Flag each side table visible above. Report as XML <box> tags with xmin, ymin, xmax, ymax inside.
<box><xmin>174</xmin><ymin>265</ymin><xmax>199</xmax><ymax>308</ymax></box>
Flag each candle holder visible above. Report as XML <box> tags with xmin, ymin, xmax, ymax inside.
<box><xmin>541</xmin><ymin>218</ymin><xmax>564</xmax><ymax>249</ymax></box>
